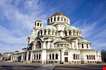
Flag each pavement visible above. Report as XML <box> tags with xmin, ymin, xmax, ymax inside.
<box><xmin>0</xmin><ymin>62</ymin><xmax>105</xmax><ymax>70</ymax></box>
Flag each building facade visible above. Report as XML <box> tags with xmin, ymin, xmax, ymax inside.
<box><xmin>10</xmin><ymin>13</ymin><xmax>102</xmax><ymax>64</ymax></box>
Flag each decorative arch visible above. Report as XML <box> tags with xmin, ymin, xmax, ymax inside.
<box><xmin>35</xmin><ymin>38</ymin><xmax>42</xmax><ymax>48</ymax></box>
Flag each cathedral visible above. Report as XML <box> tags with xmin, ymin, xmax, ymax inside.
<box><xmin>10</xmin><ymin>13</ymin><xmax>102</xmax><ymax>64</ymax></box>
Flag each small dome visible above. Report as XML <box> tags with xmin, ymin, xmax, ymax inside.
<box><xmin>79</xmin><ymin>38</ymin><xmax>90</xmax><ymax>43</ymax></box>
<box><xmin>44</xmin><ymin>25</ymin><xmax>56</xmax><ymax>30</ymax></box>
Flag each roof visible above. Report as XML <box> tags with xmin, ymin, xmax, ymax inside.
<box><xmin>79</xmin><ymin>37</ymin><xmax>90</xmax><ymax>43</ymax></box>
<box><xmin>51</xmin><ymin>12</ymin><xmax>64</xmax><ymax>16</ymax></box>
<box><xmin>44</xmin><ymin>25</ymin><xmax>56</xmax><ymax>30</ymax></box>
<box><xmin>65</xmin><ymin>25</ymin><xmax>79</xmax><ymax>30</ymax></box>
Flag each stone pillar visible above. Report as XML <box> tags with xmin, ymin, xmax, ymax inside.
<box><xmin>72</xmin><ymin>42</ymin><xmax>74</xmax><ymax>49</ymax></box>
<box><xmin>75</xmin><ymin>40</ymin><xmax>78</xmax><ymax>49</ymax></box>
<box><xmin>33</xmin><ymin>42</ymin><xmax>36</xmax><ymax>50</ymax></box>
<box><xmin>47</xmin><ymin>41</ymin><xmax>51</xmax><ymax>49</ymax></box>
<box><xmin>67</xmin><ymin>31</ymin><xmax>69</xmax><ymax>36</ymax></box>
<box><xmin>26</xmin><ymin>51</ymin><xmax>29</xmax><ymax>61</ymax></box>
<box><xmin>71</xmin><ymin>30</ymin><xmax>73</xmax><ymax>36</ymax></box>
<box><xmin>30</xmin><ymin>51</ymin><xmax>33</xmax><ymax>62</ymax></box>
<box><xmin>41</xmin><ymin>42</ymin><xmax>47</xmax><ymax>64</ymax></box>
<box><xmin>21</xmin><ymin>53</ymin><xmax>24</xmax><ymax>62</ymax></box>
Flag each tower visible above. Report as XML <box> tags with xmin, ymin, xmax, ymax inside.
<box><xmin>34</xmin><ymin>20</ymin><xmax>43</xmax><ymax>30</ymax></box>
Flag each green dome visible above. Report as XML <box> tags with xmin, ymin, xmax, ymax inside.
<box><xmin>44</xmin><ymin>25</ymin><xmax>56</xmax><ymax>30</ymax></box>
<box><xmin>79</xmin><ymin>38</ymin><xmax>90</xmax><ymax>43</ymax></box>
<box><xmin>65</xmin><ymin>25</ymin><xmax>79</xmax><ymax>30</ymax></box>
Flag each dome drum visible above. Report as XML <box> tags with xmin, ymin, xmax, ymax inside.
<box><xmin>48</xmin><ymin>13</ymin><xmax>70</xmax><ymax>25</ymax></box>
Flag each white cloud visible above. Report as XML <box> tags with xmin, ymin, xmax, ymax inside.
<box><xmin>0</xmin><ymin>0</ymin><xmax>47</xmax><ymax>52</ymax></box>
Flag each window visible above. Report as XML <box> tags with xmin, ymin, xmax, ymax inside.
<box><xmin>64</xmin><ymin>31</ymin><xmax>67</xmax><ymax>36</ymax></box>
<box><xmin>55</xmin><ymin>54</ymin><xmax>58</xmax><ymax>59</ymax></box>
<box><xmin>36</xmin><ymin>41</ymin><xmax>41</xmax><ymax>48</ymax></box>
<box><xmin>37</xmin><ymin>23</ymin><xmax>39</xmax><ymax>26</ymax></box>
<box><xmin>82</xmin><ymin>44</ymin><xmax>84</xmax><ymax>48</ymax></box>
<box><xmin>52</xmin><ymin>54</ymin><xmax>54</xmax><ymax>60</ymax></box>
<box><xmin>48</xmin><ymin>19</ymin><xmax>50</xmax><ymax>23</ymax></box>
<box><xmin>34</xmin><ymin>54</ymin><xmax>36</xmax><ymax>60</ymax></box>
<box><xmin>49</xmin><ymin>54</ymin><xmax>51</xmax><ymax>60</ymax></box>
<box><xmin>64</xmin><ymin>18</ymin><xmax>66</xmax><ymax>22</ymax></box>
<box><xmin>69</xmin><ymin>31</ymin><xmax>71</xmax><ymax>35</ymax></box>
<box><xmin>87</xmin><ymin>44</ymin><xmax>89</xmax><ymax>48</ymax></box>
<box><xmin>64</xmin><ymin>52</ymin><xmax>68</xmax><ymax>55</ymax></box>
<box><xmin>73</xmin><ymin>54</ymin><xmax>79</xmax><ymax>60</ymax></box>
<box><xmin>54</xmin><ymin>17</ymin><xmax>56</xmax><ymax>21</ymax></box>
<box><xmin>44</xmin><ymin>30</ymin><xmax>46</xmax><ymax>35</ymax></box>
<box><xmin>48</xmin><ymin>29</ymin><xmax>50</xmax><ymax>35</ymax></box>
<box><xmin>65</xmin><ymin>57</ymin><xmax>68</xmax><ymax>62</ymax></box>
<box><xmin>37</xmin><ymin>54</ymin><xmax>38</xmax><ymax>59</ymax></box>
<box><xmin>86</xmin><ymin>55</ymin><xmax>95</xmax><ymax>60</ymax></box>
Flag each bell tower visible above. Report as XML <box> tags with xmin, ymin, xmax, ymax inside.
<box><xmin>34</xmin><ymin>20</ymin><xmax>43</xmax><ymax>30</ymax></box>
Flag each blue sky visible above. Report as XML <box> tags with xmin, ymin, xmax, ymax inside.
<box><xmin>0</xmin><ymin>0</ymin><xmax>106</xmax><ymax>52</ymax></box>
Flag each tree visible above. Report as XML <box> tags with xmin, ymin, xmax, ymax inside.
<box><xmin>101</xmin><ymin>50</ymin><xmax>106</xmax><ymax>63</ymax></box>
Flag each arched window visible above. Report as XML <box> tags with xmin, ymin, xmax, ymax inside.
<box><xmin>87</xmin><ymin>44</ymin><xmax>89</xmax><ymax>48</ymax></box>
<box><xmin>73</xmin><ymin>54</ymin><xmax>75</xmax><ymax>59</ymax></box>
<box><xmin>82</xmin><ymin>44</ymin><xmax>84</xmax><ymax>48</ymax></box>
<box><xmin>37</xmin><ymin>23</ymin><xmax>39</xmax><ymax>26</ymax></box>
<box><xmin>55</xmin><ymin>54</ymin><xmax>58</xmax><ymax>59</ymax></box>
<box><xmin>73</xmin><ymin>54</ymin><xmax>79</xmax><ymax>59</ymax></box>
<box><xmin>36</xmin><ymin>41</ymin><xmax>41</xmax><ymax>48</ymax></box>
<box><xmin>52</xmin><ymin>54</ymin><xmax>54</xmax><ymax>60</ymax></box>
<box><xmin>51</xmin><ymin>18</ymin><xmax>52</xmax><ymax>22</ymax></box>
<box><xmin>64</xmin><ymin>31</ymin><xmax>67</xmax><ymax>36</ymax></box>
<box><xmin>48</xmin><ymin>29</ymin><xmax>50</xmax><ymax>35</ymax></box>
<box><xmin>54</xmin><ymin>17</ymin><xmax>56</xmax><ymax>21</ymax></box>
<box><xmin>64</xmin><ymin>18</ymin><xmax>66</xmax><ymax>22</ymax></box>
<box><xmin>49</xmin><ymin>54</ymin><xmax>51</xmax><ymax>60</ymax></box>
<box><xmin>69</xmin><ymin>31</ymin><xmax>71</xmax><ymax>35</ymax></box>
<box><xmin>44</xmin><ymin>29</ymin><xmax>46</xmax><ymax>35</ymax></box>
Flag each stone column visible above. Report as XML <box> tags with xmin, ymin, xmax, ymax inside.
<box><xmin>30</xmin><ymin>51</ymin><xmax>33</xmax><ymax>62</ymax></box>
<box><xmin>21</xmin><ymin>53</ymin><xmax>24</xmax><ymax>62</ymax></box>
<box><xmin>33</xmin><ymin>42</ymin><xmax>36</xmax><ymax>50</ymax></box>
<box><xmin>41</xmin><ymin>41</ymin><xmax>47</xmax><ymax>64</ymax></box>
<box><xmin>72</xmin><ymin>42</ymin><xmax>74</xmax><ymax>49</ymax></box>
<box><xmin>71</xmin><ymin>30</ymin><xmax>73</xmax><ymax>36</ymax></box>
<box><xmin>75</xmin><ymin>40</ymin><xmax>78</xmax><ymax>49</ymax></box>
<box><xmin>47</xmin><ymin>41</ymin><xmax>51</xmax><ymax>49</ymax></box>
<box><xmin>67</xmin><ymin>31</ymin><xmax>69</xmax><ymax>36</ymax></box>
<box><xmin>26</xmin><ymin>51</ymin><xmax>29</xmax><ymax>61</ymax></box>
